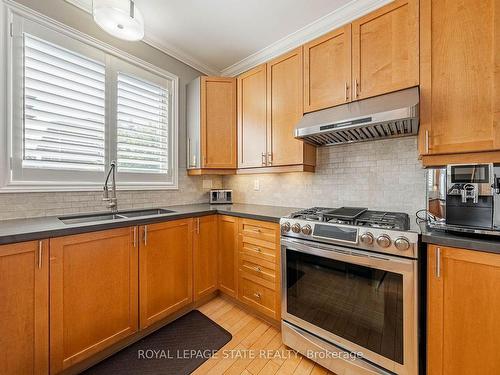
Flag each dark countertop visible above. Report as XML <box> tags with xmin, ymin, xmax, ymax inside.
<box><xmin>0</xmin><ymin>203</ymin><xmax>299</xmax><ymax>246</ymax></box>
<box><xmin>420</xmin><ymin>223</ymin><xmax>500</xmax><ymax>254</ymax></box>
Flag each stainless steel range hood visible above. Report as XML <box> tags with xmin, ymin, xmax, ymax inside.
<box><xmin>295</xmin><ymin>87</ymin><xmax>419</xmax><ymax>146</ymax></box>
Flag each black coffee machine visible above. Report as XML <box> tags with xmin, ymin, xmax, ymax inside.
<box><xmin>427</xmin><ymin>163</ymin><xmax>500</xmax><ymax>234</ymax></box>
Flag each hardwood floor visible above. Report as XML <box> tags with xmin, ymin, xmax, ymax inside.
<box><xmin>194</xmin><ymin>296</ymin><xmax>335</xmax><ymax>375</ymax></box>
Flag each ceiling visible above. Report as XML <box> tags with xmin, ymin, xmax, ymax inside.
<box><xmin>66</xmin><ymin>0</ymin><xmax>390</xmax><ymax>75</ymax></box>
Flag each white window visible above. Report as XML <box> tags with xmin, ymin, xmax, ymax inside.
<box><xmin>1</xmin><ymin>10</ymin><xmax>178</xmax><ymax>191</ymax></box>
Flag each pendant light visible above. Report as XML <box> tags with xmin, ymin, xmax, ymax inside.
<box><xmin>92</xmin><ymin>0</ymin><xmax>145</xmax><ymax>41</ymax></box>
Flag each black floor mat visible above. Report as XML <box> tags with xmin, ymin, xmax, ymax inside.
<box><xmin>80</xmin><ymin>310</ymin><xmax>232</xmax><ymax>375</ymax></box>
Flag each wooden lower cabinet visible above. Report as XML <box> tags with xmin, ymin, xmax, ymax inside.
<box><xmin>139</xmin><ymin>219</ymin><xmax>193</xmax><ymax>329</ymax></box>
<box><xmin>49</xmin><ymin>228</ymin><xmax>138</xmax><ymax>374</ymax></box>
<box><xmin>1</xmin><ymin>214</ymin><xmax>282</xmax><ymax>374</ymax></box>
<box><xmin>218</xmin><ymin>215</ymin><xmax>239</xmax><ymax>297</ymax></box>
<box><xmin>237</xmin><ymin>218</ymin><xmax>281</xmax><ymax>321</ymax></box>
<box><xmin>193</xmin><ymin>215</ymin><xmax>218</xmax><ymax>301</ymax></box>
<box><xmin>428</xmin><ymin>245</ymin><xmax>500</xmax><ymax>375</ymax></box>
<box><xmin>0</xmin><ymin>240</ymin><xmax>49</xmax><ymax>375</ymax></box>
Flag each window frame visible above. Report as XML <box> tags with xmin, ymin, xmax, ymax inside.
<box><xmin>0</xmin><ymin>3</ymin><xmax>179</xmax><ymax>192</ymax></box>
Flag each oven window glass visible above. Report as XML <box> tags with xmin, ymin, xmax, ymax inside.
<box><xmin>451</xmin><ymin>165</ymin><xmax>489</xmax><ymax>183</ymax></box>
<box><xmin>286</xmin><ymin>249</ymin><xmax>404</xmax><ymax>364</ymax></box>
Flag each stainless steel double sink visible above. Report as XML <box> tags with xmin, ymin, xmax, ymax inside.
<box><xmin>58</xmin><ymin>208</ymin><xmax>175</xmax><ymax>225</ymax></box>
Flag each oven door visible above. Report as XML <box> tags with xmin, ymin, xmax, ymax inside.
<box><xmin>281</xmin><ymin>237</ymin><xmax>418</xmax><ymax>375</ymax></box>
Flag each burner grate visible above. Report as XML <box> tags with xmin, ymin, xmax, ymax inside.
<box><xmin>355</xmin><ymin>211</ymin><xmax>410</xmax><ymax>231</ymax></box>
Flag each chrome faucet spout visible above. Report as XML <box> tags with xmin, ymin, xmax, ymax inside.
<box><xmin>103</xmin><ymin>161</ymin><xmax>118</xmax><ymax>212</ymax></box>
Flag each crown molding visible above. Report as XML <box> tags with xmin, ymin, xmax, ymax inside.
<box><xmin>64</xmin><ymin>0</ymin><xmax>220</xmax><ymax>75</ymax></box>
<box><xmin>220</xmin><ymin>0</ymin><xmax>393</xmax><ymax>77</ymax></box>
<box><xmin>65</xmin><ymin>0</ymin><xmax>394</xmax><ymax>77</ymax></box>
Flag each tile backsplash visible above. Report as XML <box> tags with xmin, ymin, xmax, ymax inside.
<box><xmin>223</xmin><ymin>137</ymin><xmax>426</xmax><ymax>229</ymax></box>
<box><xmin>0</xmin><ymin>138</ymin><xmax>425</xmax><ymax>227</ymax></box>
<box><xmin>0</xmin><ymin>174</ymin><xmax>222</xmax><ymax>220</ymax></box>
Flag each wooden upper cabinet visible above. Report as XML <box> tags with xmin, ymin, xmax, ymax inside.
<box><xmin>218</xmin><ymin>215</ymin><xmax>238</xmax><ymax>297</ymax></box>
<box><xmin>0</xmin><ymin>240</ymin><xmax>48</xmax><ymax>375</ymax></box>
<box><xmin>193</xmin><ymin>215</ymin><xmax>218</xmax><ymax>301</ymax></box>
<box><xmin>49</xmin><ymin>228</ymin><xmax>138</xmax><ymax>374</ymax></box>
<box><xmin>419</xmin><ymin>0</ymin><xmax>500</xmax><ymax>162</ymax></box>
<box><xmin>428</xmin><ymin>245</ymin><xmax>500</xmax><ymax>375</ymax></box>
<box><xmin>303</xmin><ymin>24</ymin><xmax>352</xmax><ymax>112</ymax></box>
<box><xmin>352</xmin><ymin>0</ymin><xmax>419</xmax><ymax>100</ymax></box>
<box><xmin>139</xmin><ymin>219</ymin><xmax>193</xmax><ymax>329</ymax></box>
<box><xmin>238</xmin><ymin>64</ymin><xmax>268</xmax><ymax>168</ymax></box>
<box><xmin>267</xmin><ymin>47</ymin><xmax>315</xmax><ymax>167</ymax></box>
<box><xmin>201</xmin><ymin>76</ymin><xmax>237</xmax><ymax>168</ymax></box>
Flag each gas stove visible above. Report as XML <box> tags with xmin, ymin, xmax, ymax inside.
<box><xmin>281</xmin><ymin>206</ymin><xmax>418</xmax><ymax>258</ymax></box>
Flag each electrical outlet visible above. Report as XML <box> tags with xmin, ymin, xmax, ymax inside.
<box><xmin>253</xmin><ymin>179</ymin><xmax>260</xmax><ymax>191</ymax></box>
<box><xmin>202</xmin><ymin>179</ymin><xmax>212</xmax><ymax>189</ymax></box>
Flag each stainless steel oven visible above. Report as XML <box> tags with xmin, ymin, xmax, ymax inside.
<box><xmin>281</xmin><ymin>237</ymin><xmax>418</xmax><ymax>375</ymax></box>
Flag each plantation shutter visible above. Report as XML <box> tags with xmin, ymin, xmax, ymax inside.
<box><xmin>23</xmin><ymin>34</ymin><xmax>106</xmax><ymax>171</ymax></box>
<box><xmin>116</xmin><ymin>72</ymin><xmax>169</xmax><ymax>174</ymax></box>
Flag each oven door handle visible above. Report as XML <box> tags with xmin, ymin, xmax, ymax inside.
<box><xmin>281</xmin><ymin>237</ymin><xmax>415</xmax><ymax>269</ymax></box>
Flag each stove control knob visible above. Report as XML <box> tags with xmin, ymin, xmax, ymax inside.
<box><xmin>291</xmin><ymin>223</ymin><xmax>301</xmax><ymax>233</ymax></box>
<box><xmin>281</xmin><ymin>222</ymin><xmax>291</xmax><ymax>232</ymax></box>
<box><xmin>359</xmin><ymin>232</ymin><xmax>374</xmax><ymax>245</ymax></box>
<box><xmin>395</xmin><ymin>237</ymin><xmax>411</xmax><ymax>251</ymax></box>
<box><xmin>301</xmin><ymin>225</ymin><xmax>312</xmax><ymax>235</ymax></box>
<box><xmin>376</xmin><ymin>235</ymin><xmax>391</xmax><ymax>248</ymax></box>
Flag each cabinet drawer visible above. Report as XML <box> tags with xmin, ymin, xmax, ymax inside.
<box><xmin>240</xmin><ymin>237</ymin><xmax>277</xmax><ymax>263</ymax></box>
<box><xmin>240</xmin><ymin>255</ymin><xmax>276</xmax><ymax>286</ymax></box>
<box><xmin>239</xmin><ymin>275</ymin><xmax>277</xmax><ymax>318</ymax></box>
<box><xmin>239</xmin><ymin>219</ymin><xmax>278</xmax><ymax>243</ymax></box>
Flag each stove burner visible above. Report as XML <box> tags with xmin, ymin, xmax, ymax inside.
<box><xmin>356</xmin><ymin>211</ymin><xmax>410</xmax><ymax>231</ymax></box>
<box><xmin>289</xmin><ymin>207</ymin><xmax>410</xmax><ymax>231</ymax></box>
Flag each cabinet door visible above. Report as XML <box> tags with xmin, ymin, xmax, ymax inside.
<box><xmin>193</xmin><ymin>215</ymin><xmax>218</xmax><ymax>301</ymax></box>
<box><xmin>303</xmin><ymin>24</ymin><xmax>352</xmax><ymax>112</ymax></box>
<box><xmin>428</xmin><ymin>245</ymin><xmax>500</xmax><ymax>375</ymax></box>
<box><xmin>139</xmin><ymin>219</ymin><xmax>193</xmax><ymax>329</ymax></box>
<box><xmin>237</xmin><ymin>64</ymin><xmax>267</xmax><ymax>168</ymax></box>
<box><xmin>267</xmin><ymin>47</ymin><xmax>309</xmax><ymax>166</ymax></box>
<box><xmin>352</xmin><ymin>0</ymin><xmax>419</xmax><ymax>100</ymax></box>
<box><xmin>201</xmin><ymin>76</ymin><xmax>237</xmax><ymax>168</ymax></box>
<box><xmin>218</xmin><ymin>215</ymin><xmax>238</xmax><ymax>297</ymax></box>
<box><xmin>419</xmin><ymin>0</ymin><xmax>500</xmax><ymax>157</ymax></box>
<box><xmin>0</xmin><ymin>240</ymin><xmax>48</xmax><ymax>375</ymax></box>
<box><xmin>50</xmin><ymin>228</ymin><xmax>138</xmax><ymax>373</ymax></box>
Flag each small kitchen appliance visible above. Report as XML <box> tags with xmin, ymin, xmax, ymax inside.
<box><xmin>209</xmin><ymin>189</ymin><xmax>232</xmax><ymax>204</ymax></box>
<box><xmin>427</xmin><ymin>163</ymin><xmax>500</xmax><ymax>235</ymax></box>
<box><xmin>280</xmin><ymin>207</ymin><xmax>419</xmax><ymax>375</ymax></box>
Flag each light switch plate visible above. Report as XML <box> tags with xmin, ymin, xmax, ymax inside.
<box><xmin>202</xmin><ymin>179</ymin><xmax>212</xmax><ymax>189</ymax></box>
<box><xmin>253</xmin><ymin>179</ymin><xmax>260</xmax><ymax>191</ymax></box>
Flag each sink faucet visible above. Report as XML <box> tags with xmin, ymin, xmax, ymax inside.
<box><xmin>103</xmin><ymin>161</ymin><xmax>118</xmax><ymax>212</ymax></box>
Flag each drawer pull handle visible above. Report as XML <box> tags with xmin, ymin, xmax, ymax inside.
<box><xmin>256</xmin><ymin>247</ymin><xmax>262</xmax><ymax>253</ymax></box>
<box><xmin>253</xmin><ymin>292</ymin><xmax>261</xmax><ymax>299</ymax></box>
<box><xmin>254</xmin><ymin>267</ymin><xmax>262</xmax><ymax>272</ymax></box>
